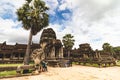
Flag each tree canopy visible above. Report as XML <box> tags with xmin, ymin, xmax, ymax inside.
<box><xmin>102</xmin><ymin>43</ymin><xmax>115</xmax><ymax>55</ymax></box>
<box><xmin>62</xmin><ymin>34</ymin><xmax>75</xmax><ymax>50</ymax></box>
<box><xmin>17</xmin><ymin>0</ymin><xmax>49</xmax><ymax>35</ymax></box>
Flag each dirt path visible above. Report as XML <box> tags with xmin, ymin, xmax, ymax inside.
<box><xmin>1</xmin><ymin>65</ymin><xmax>120</xmax><ymax>80</ymax></box>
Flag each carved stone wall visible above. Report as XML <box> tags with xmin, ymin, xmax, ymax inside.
<box><xmin>40</xmin><ymin>28</ymin><xmax>63</xmax><ymax>59</ymax></box>
<box><xmin>0</xmin><ymin>42</ymin><xmax>40</xmax><ymax>63</ymax></box>
<box><xmin>79</xmin><ymin>43</ymin><xmax>94</xmax><ymax>59</ymax></box>
<box><xmin>70</xmin><ymin>43</ymin><xmax>95</xmax><ymax>59</ymax></box>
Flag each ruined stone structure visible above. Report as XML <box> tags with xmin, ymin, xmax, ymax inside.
<box><xmin>40</xmin><ymin>28</ymin><xmax>63</xmax><ymax>59</ymax></box>
<box><xmin>71</xmin><ymin>43</ymin><xmax>115</xmax><ymax>60</ymax></box>
<box><xmin>95</xmin><ymin>50</ymin><xmax>116</xmax><ymax>62</ymax></box>
<box><xmin>79</xmin><ymin>43</ymin><xmax>95</xmax><ymax>59</ymax></box>
<box><xmin>0</xmin><ymin>28</ymin><xmax>63</xmax><ymax>63</ymax></box>
<box><xmin>71</xmin><ymin>43</ymin><xmax>116</xmax><ymax>67</ymax></box>
<box><xmin>31</xmin><ymin>48</ymin><xmax>45</xmax><ymax>73</ymax></box>
<box><xmin>0</xmin><ymin>42</ymin><xmax>39</xmax><ymax>63</ymax></box>
<box><xmin>71</xmin><ymin>43</ymin><xmax>95</xmax><ymax>59</ymax></box>
<box><xmin>31</xmin><ymin>48</ymin><xmax>45</xmax><ymax>65</ymax></box>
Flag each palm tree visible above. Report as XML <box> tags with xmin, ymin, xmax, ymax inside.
<box><xmin>102</xmin><ymin>43</ymin><xmax>115</xmax><ymax>55</ymax></box>
<box><xmin>102</xmin><ymin>43</ymin><xmax>110</xmax><ymax>52</ymax></box>
<box><xmin>16</xmin><ymin>0</ymin><xmax>49</xmax><ymax>65</ymax></box>
<box><xmin>62</xmin><ymin>34</ymin><xmax>75</xmax><ymax>59</ymax></box>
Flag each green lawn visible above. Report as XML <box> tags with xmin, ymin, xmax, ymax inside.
<box><xmin>0</xmin><ymin>64</ymin><xmax>23</xmax><ymax>67</ymax></box>
<box><xmin>0</xmin><ymin>70</ymin><xmax>16</xmax><ymax>77</ymax></box>
<box><xmin>0</xmin><ymin>63</ymin><xmax>34</xmax><ymax>77</ymax></box>
<box><xmin>0</xmin><ymin>62</ymin><xmax>34</xmax><ymax>67</ymax></box>
<box><xmin>0</xmin><ymin>64</ymin><xmax>22</xmax><ymax>77</ymax></box>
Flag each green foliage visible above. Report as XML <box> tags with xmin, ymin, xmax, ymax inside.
<box><xmin>102</xmin><ymin>43</ymin><xmax>115</xmax><ymax>55</ymax></box>
<box><xmin>113</xmin><ymin>47</ymin><xmax>120</xmax><ymax>53</ymax></box>
<box><xmin>0</xmin><ymin>64</ymin><xmax>21</xmax><ymax>77</ymax></box>
<box><xmin>62</xmin><ymin>34</ymin><xmax>75</xmax><ymax>50</ymax></box>
<box><xmin>16</xmin><ymin>0</ymin><xmax>49</xmax><ymax>35</ymax></box>
<box><xmin>102</xmin><ymin>43</ymin><xmax>110</xmax><ymax>52</ymax></box>
<box><xmin>116</xmin><ymin>60</ymin><xmax>120</xmax><ymax>66</ymax></box>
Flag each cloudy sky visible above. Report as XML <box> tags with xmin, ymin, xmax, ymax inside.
<box><xmin>0</xmin><ymin>0</ymin><xmax>120</xmax><ymax>50</ymax></box>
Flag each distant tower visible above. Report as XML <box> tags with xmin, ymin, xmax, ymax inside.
<box><xmin>40</xmin><ymin>28</ymin><xmax>63</xmax><ymax>59</ymax></box>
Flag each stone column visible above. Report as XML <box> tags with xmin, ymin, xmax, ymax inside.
<box><xmin>50</xmin><ymin>46</ymin><xmax>55</xmax><ymax>58</ymax></box>
<box><xmin>18</xmin><ymin>53</ymin><xmax>20</xmax><ymax>60</ymax></box>
<box><xmin>98</xmin><ymin>52</ymin><xmax>101</xmax><ymax>59</ymax></box>
<box><xmin>95</xmin><ymin>52</ymin><xmax>98</xmax><ymax>58</ymax></box>
<box><xmin>59</xmin><ymin>47</ymin><xmax>63</xmax><ymax>58</ymax></box>
<box><xmin>1</xmin><ymin>54</ymin><xmax>3</xmax><ymax>60</ymax></box>
<box><xmin>3</xmin><ymin>53</ymin><xmax>5</xmax><ymax>60</ymax></box>
<box><xmin>10</xmin><ymin>53</ymin><xmax>12</xmax><ymax>60</ymax></box>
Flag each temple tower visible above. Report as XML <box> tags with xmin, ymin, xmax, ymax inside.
<box><xmin>40</xmin><ymin>28</ymin><xmax>63</xmax><ymax>59</ymax></box>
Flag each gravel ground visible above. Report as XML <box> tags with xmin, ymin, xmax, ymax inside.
<box><xmin>1</xmin><ymin>65</ymin><xmax>120</xmax><ymax>80</ymax></box>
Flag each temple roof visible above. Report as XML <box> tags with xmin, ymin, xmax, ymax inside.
<box><xmin>40</xmin><ymin>28</ymin><xmax>56</xmax><ymax>42</ymax></box>
<box><xmin>15</xmin><ymin>43</ymin><xmax>27</xmax><ymax>49</ymax></box>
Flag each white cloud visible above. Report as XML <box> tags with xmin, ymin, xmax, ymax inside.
<box><xmin>58</xmin><ymin>0</ymin><xmax>80</xmax><ymax>11</ymax></box>
<box><xmin>0</xmin><ymin>0</ymin><xmax>42</xmax><ymax>44</ymax></box>
<box><xmin>59</xmin><ymin>3</ymin><xmax>67</xmax><ymax>11</ymax></box>
<box><xmin>62</xmin><ymin>13</ymin><xmax>71</xmax><ymax>20</ymax></box>
<box><xmin>0</xmin><ymin>0</ymin><xmax>25</xmax><ymax>9</ymax></box>
<box><xmin>48</xmin><ymin>0</ymin><xmax>120</xmax><ymax>50</ymax></box>
<box><xmin>0</xmin><ymin>0</ymin><xmax>120</xmax><ymax>50</ymax></box>
<box><xmin>0</xmin><ymin>18</ymin><xmax>29</xmax><ymax>44</ymax></box>
<box><xmin>44</xmin><ymin>0</ymin><xmax>58</xmax><ymax>15</ymax></box>
<box><xmin>69</xmin><ymin>0</ymin><xmax>120</xmax><ymax>49</ymax></box>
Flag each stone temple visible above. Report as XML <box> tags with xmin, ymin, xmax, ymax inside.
<box><xmin>40</xmin><ymin>28</ymin><xmax>63</xmax><ymax>59</ymax></box>
<box><xmin>0</xmin><ymin>28</ymin><xmax>63</xmax><ymax>63</ymax></box>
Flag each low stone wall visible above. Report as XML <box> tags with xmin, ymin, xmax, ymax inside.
<box><xmin>46</xmin><ymin>58</ymin><xmax>72</xmax><ymax>67</ymax></box>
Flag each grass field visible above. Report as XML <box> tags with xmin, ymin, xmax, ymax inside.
<box><xmin>0</xmin><ymin>64</ymin><xmax>23</xmax><ymax>67</ymax></box>
<box><xmin>0</xmin><ymin>71</ymin><xmax>16</xmax><ymax>77</ymax></box>
<box><xmin>0</xmin><ymin>64</ymin><xmax>22</xmax><ymax>77</ymax></box>
<box><xmin>0</xmin><ymin>61</ymin><xmax>120</xmax><ymax>77</ymax></box>
<box><xmin>0</xmin><ymin>63</ymin><xmax>34</xmax><ymax>77</ymax></box>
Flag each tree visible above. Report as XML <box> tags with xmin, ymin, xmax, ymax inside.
<box><xmin>16</xmin><ymin>0</ymin><xmax>49</xmax><ymax>65</ymax></box>
<box><xmin>113</xmin><ymin>47</ymin><xmax>120</xmax><ymax>53</ymax></box>
<box><xmin>102</xmin><ymin>43</ymin><xmax>110</xmax><ymax>52</ymax></box>
<box><xmin>102</xmin><ymin>43</ymin><xmax>115</xmax><ymax>55</ymax></box>
<box><xmin>62</xmin><ymin>34</ymin><xmax>75</xmax><ymax>59</ymax></box>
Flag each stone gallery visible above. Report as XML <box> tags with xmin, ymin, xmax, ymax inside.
<box><xmin>0</xmin><ymin>28</ymin><xmax>63</xmax><ymax>63</ymax></box>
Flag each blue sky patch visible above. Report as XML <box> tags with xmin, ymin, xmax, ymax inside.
<box><xmin>49</xmin><ymin>8</ymin><xmax>72</xmax><ymax>24</ymax></box>
<box><xmin>92</xmin><ymin>38</ymin><xmax>102</xmax><ymax>42</ymax></box>
<box><xmin>0</xmin><ymin>2</ymin><xmax>17</xmax><ymax>22</ymax></box>
<box><xmin>2</xmin><ymin>9</ymin><xmax>13</xmax><ymax>19</ymax></box>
